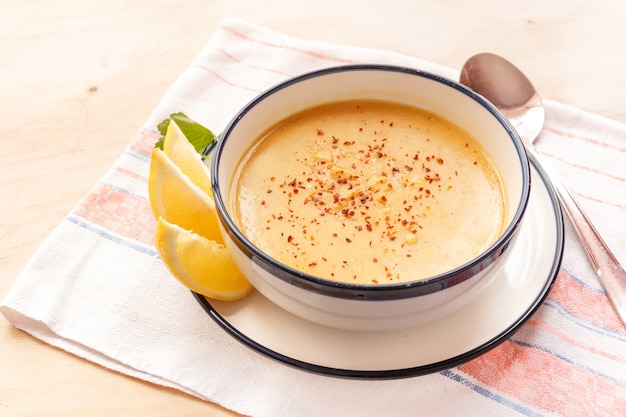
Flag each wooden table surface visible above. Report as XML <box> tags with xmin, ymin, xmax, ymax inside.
<box><xmin>2</xmin><ymin>1</ymin><xmax>625</xmax><ymax>415</ymax></box>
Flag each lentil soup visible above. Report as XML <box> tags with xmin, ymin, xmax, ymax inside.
<box><xmin>232</xmin><ymin>99</ymin><xmax>507</xmax><ymax>284</ymax></box>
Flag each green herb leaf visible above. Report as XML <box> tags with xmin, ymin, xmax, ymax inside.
<box><xmin>154</xmin><ymin>112</ymin><xmax>216</xmax><ymax>155</ymax></box>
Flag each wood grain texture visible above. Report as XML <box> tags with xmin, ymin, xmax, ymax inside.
<box><xmin>1</xmin><ymin>1</ymin><xmax>624</xmax><ymax>415</ymax></box>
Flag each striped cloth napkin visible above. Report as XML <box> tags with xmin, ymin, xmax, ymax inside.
<box><xmin>2</xmin><ymin>18</ymin><xmax>626</xmax><ymax>417</ymax></box>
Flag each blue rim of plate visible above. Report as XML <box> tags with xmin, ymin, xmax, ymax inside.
<box><xmin>192</xmin><ymin>153</ymin><xmax>564</xmax><ymax>379</ymax></box>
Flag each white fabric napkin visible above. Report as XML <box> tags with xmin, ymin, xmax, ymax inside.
<box><xmin>3</xmin><ymin>18</ymin><xmax>626</xmax><ymax>417</ymax></box>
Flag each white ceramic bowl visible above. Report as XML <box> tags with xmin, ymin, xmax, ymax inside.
<box><xmin>209</xmin><ymin>65</ymin><xmax>530</xmax><ymax>331</ymax></box>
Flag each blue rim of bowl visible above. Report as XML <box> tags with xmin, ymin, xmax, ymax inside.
<box><xmin>209</xmin><ymin>64</ymin><xmax>531</xmax><ymax>301</ymax></box>
<box><xmin>194</xmin><ymin>152</ymin><xmax>563</xmax><ymax>379</ymax></box>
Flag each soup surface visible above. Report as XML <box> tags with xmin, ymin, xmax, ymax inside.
<box><xmin>232</xmin><ymin>100</ymin><xmax>506</xmax><ymax>284</ymax></box>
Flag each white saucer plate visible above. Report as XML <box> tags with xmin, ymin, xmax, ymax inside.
<box><xmin>193</xmin><ymin>155</ymin><xmax>564</xmax><ymax>379</ymax></box>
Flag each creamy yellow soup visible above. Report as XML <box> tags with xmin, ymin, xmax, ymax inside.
<box><xmin>232</xmin><ymin>100</ymin><xmax>506</xmax><ymax>284</ymax></box>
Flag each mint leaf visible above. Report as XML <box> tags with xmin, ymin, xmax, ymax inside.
<box><xmin>154</xmin><ymin>112</ymin><xmax>216</xmax><ymax>155</ymax></box>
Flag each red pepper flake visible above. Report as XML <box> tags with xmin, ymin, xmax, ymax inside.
<box><xmin>267</xmin><ymin>189</ymin><xmax>273</xmax><ymax>193</ymax></box>
<box><xmin>425</xmin><ymin>173</ymin><xmax>441</xmax><ymax>182</ymax></box>
<box><xmin>346</xmin><ymin>238</ymin><xmax>352</xmax><ymax>243</ymax></box>
<box><xmin>436</xmin><ymin>157</ymin><xmax>444</xmax><ymax>165</ymax></box>
<box><xmin>309</xmin><ymin>262</ymin><xmax>318</xmax><ymax>267</ymax></box>
<box><xmin>373</xmin><ymin>258</ymin><xmax>378</xmax><ymax>263</ymax></box>
<box><xmin>287</xmin><ymin>235</ymin><xmax>294</xmax><ymax>243</ymax></box>
<box><xmin>317</xmin><ymin>129</ymin><xmax>324</xmax><ymax>136</ymax></box>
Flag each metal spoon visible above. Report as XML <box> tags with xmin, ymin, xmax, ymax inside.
<box><xmin>460</xmin><ymin>52</ymin><xmax>626</xmax><ymax>326</ymax></box>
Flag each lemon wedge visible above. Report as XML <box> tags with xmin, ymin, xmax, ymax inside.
<box><xmin>148</xmin><ymin>148</ymin><xmax>223</xmax><ymax>243</ymax></box>
<box><xmin>162</xmin><ymin>120</ymin><xmax>214</xmax><ymax>198</ymax></box>
<box><xmin>155</xmin><ymin>217</ymin><xmax>253</xmax><ymax>301</ymax></box>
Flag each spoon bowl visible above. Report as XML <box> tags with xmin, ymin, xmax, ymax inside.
<box><xmin>460</xmin><ymin>52</ymin><xmax>626</xmax><ymax>327</ymax></box>
<box><xmin>460</xmin><ymin>53</ymin><xmax>545</xmax><ymax>145</ymax></box>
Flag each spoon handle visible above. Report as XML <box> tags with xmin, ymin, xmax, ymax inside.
<box><xmin>527</xmin><ymin>144</ymin><xmax>626</xmax><ymax>326</ymax></box>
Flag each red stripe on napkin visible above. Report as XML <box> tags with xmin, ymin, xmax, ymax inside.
<box><xmin>546</xmin><ymin>126</ymin><xmax>626</xmax><ymax>154</ymax></box>
<box><xmin>72</xmin><ymin>184</ymin><xmax>155</xmax><ymax>245</ymax></box>
<box><xmin>551</xmin><ymin>270</ymin><xmax>626</xmax><ymax>333</ymax></box>
<box><xmin>220</xmin><ymin>24</ymin><xmax>356</xmax><ymax>65</ymax></box>
<box><xmin>459</xmin><ymin>340</ymin><xmax>626</xmax><ymax>416</ymax></box>
<box><xmin>131</xmin><ymin>129</ymin><xmax>160</xmax><ymax>156</ymax></box>
<box><xmin>70</xmin><ymin>130</ymin><xmax>159</xmax><ymax>245</ymax></box>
